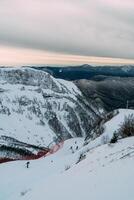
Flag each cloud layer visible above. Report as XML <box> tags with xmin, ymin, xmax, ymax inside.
<box><xmin>0</xmin><ymin>0</ymin><xmax>134</xmax><ymax>63</ymax></box>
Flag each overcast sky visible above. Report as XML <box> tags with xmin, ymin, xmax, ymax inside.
<box><xmin>0</xmin><ymin>0</ymin><xmax>134</xmax><ymax>65</ymax></box>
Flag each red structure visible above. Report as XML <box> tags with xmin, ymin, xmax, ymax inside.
<box><xmin>0</xmin><ymin>141</ymin><xmax>64</xmax><ymax>164</ymax></box>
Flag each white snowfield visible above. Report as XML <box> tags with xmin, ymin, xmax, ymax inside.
<box><xmin>84</xmin><ymin>109</ymin><xmax>134</xmax><ymax>149</ymax></box>
<box><xmin>0</xmin><ymin>68</ymin><xmax>83</xmax><ymax>146</ymax></box>
<box><xmin>0</xmin><ymin>134</ymin><xmax>134</xmax><ymax>200</ymax></box>
<box><xmin>103</xmin><ymin>109</ymin><xmax>134</xmax><ymax>139</ymax></box>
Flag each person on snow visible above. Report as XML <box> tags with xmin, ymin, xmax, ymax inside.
<box><xmin>26</xmin><ymin>161</ymin><xmax>30</xmax><ymax>168</ymax></box>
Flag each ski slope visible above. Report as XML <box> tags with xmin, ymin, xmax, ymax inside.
<box><xmin>0</xmin><ymin>136</ymin><xmax>134</xmax><ymax>200</ymax></box>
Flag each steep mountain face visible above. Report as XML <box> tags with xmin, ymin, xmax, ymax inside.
<box><xmin>0</xmin><ymin>68</ymin><xmax>103</xmax><ymax>159</ymax></box>
<box><xmin>75</xmin><ymin>77</ymin><xmax>134</xmax><ymax>112</ymax></box>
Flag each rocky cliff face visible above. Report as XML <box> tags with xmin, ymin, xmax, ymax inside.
<box><xmin>0</xmin><ymin>68</ymin><xmax>103</xmax><ymax>153</ymax></box>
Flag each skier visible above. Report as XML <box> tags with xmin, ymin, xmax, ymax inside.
<box><xmin>76</xmin><ymin>146</ymin><xmax>79</xmax><ymax>150</ymax></box>
<box><xmin>70</xmin><ymin>146</ymin><xmax>74</xmax><ymax>153</ymax></box>
<box><xmin>26</xmin><ymin>161</ymin><xmax>30</xmax><ymax>168</ymax></box>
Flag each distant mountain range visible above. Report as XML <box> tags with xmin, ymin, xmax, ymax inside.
<box><xmin>31</xmin><ymin>64</ymin><xmax>134</xmax><ymax>80</ymax></box>
<box><xmin>32</xmin><ymin>64</ymin><xmax>134</xmax><ymax>111</ymax></box>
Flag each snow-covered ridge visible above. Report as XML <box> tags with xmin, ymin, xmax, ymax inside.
<box><xmin>0</xmin><ymin>67</ymin><xmax>80</xmax><ymax>95</ymax></box>
<box><xmin>0</xmin><ymin>67</ymin><xmax>101</xmax><ymax>155</ymax></box>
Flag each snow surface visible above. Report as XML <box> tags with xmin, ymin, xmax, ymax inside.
<box><xmin>0</xmin><ymin>68</ymin><xmax>83</xmax><ymax>146</ymax></box>
<box><xmin>0</xmin><ymin>107</ymin><xmax>134</xmax><ymax>199</ymax></box>
<box><xmin>82</xmin><ymin>109</ymin><xmax>134</xmax><ymax>152</ymax></box>
<box><xmin>104</xmin><ymin>109</ymin><xmax>134</xmax><ymax>138</ymax></box>
<box><xmin>0</xmin><ymin>135</ymin><xmax>134</xmax><ymax>200</ymax></box>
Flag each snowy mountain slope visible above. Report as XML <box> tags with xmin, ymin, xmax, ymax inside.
<box><xmin>1</xmin><ymin>67</ymin><xmax>134</xmax><ymax>200</ymax></box>
<box><xmin>0</xmin><ymin>67</ymin><xmax>103</xmax><ymax>159</ymax></box>
<box><xmin>0</xmin><ymin>136</ymin><xmax>134</xmax><ymax>200</ymax></box>
<box><xmin>103</xmin><ymin>109</ymin><xmax>134</xmax><ymax>139</ymax></box>
<box><xmin>0</xmin><ymin>108</ymin><xmax>134</xmax><ymax>199</ymax></box>
<box><xmin>84</xmin><ymin>109</ymin><xmax>134</xmax><ymax>149</ymax></box>
<box><xmin>37</xmin><ymin>137</ymin><xmax>134</xmax><ymax>200</ymax></box>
